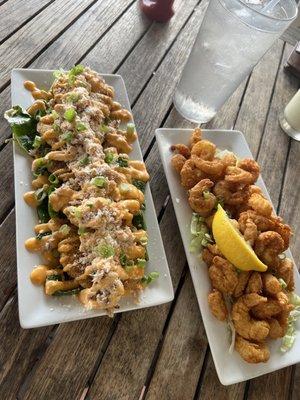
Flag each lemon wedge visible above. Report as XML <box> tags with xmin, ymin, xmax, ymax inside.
<box><xmin>212</xmin><ymin>204</ymin><xmax>267</xmax><ymax>272</ymax></box>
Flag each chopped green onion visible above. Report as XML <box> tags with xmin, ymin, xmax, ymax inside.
<box><xmin>99</xmin><ymin>124</ymin><xmax>109</xmax><ymax>133</ymax></box>
<box><xmin>91</xmin><ymin>176</ymin><xmax>107</xmax><ymax>188</ymax></box>
<box><xmin>79</xmin><ymin>155</ymin><xmax>90</xmax><ymax>166</ymax></box>
<box><xmin>48</xmin><ymin>173</ymin><xmax>59</xmax><ymax>186</ymax></box>
<box><xmin>59</xmin><ymin>224</ymin><xmax>71</xmax><ymax>235</ymax></box>
<box><xmin>86</xmin><ymin>202</ymin><xmax>93</xmax><ymax>209</ymax></box>
<box><xmin>132</xmin><ymin>212</ymin><xmax>146</xmax><ymax>230</ymax></box>
<box><xmin>64</xmin><ymin>108</ymin><xmax>76</xmax><ymax>122</ymax></box>
<box><xmin>126</xmin><ymin>122</ymin><xmax>135</xmax><ymax>135</ymax></box>
<box><xmin>53</xmin><ymin>69</ymin><xmax>65</xmax><ymax>79</ymax></box>
<box><xmin>76</xmin><ymin>122</ymin><xmax>87</xmax><ymax>131</ymax></box>
<box><xmin>78</xmin><ymin>226</ymin><xmax>86</xmax><ymax>235</ymax></box>
<box><xmin>116</xmin><ymin>156</ymin><xmax>129</xmax><ymax>168</ymax></box>
<box><xmin>33</xmin><ymin>136</ymin><xmax>42</xmax><ymax>149</ymax></box>
<box><xmin>33</xmin><ymin>157</ymin><xmax>47</xmax><ymax>176</ymax></box>
<box><xmin>119</xmin><ymin>251</ymin><xmax>128</xmax><ymax>267</ymax></box>
<box><xmin>141</xmin><ymin>271</ymin><xmax>159</xmax><ymax>285</ymax></box>
<box><xmin>60</xmin><ymin>131</ymin><xmax>74</xmax><ymax>143</ymax></box>
<box><xmin>52</xmin><ymin>123</ymin><xmax>61</xmax><ymax>134</ymax></box>
<box><xmin>104</xmin><ymin>152</ymin><xmax>115</xmax><ymax>164</ymax></box>
<box><xmin>74</xmin><ymin>208</ymin><xmax>82</xmax><ymax>219</ymax></box>
<box><xmin>139</xmin><ymin>236</ymin><xmax>148</xmax><ymax>246</ymax></box>
<box><xmin>69</xmin><ymin>65</ymin><xmax>84</xmax><ymax>76</ymax></box>
<box><xmin>132</xmin><ymin>179</ymin><xmax>146</xmax><ymax>193</ymax></box>
<box><xmin>51</xmin><ymin>110</ymin><xmax>59</xmax><ymax>120</ymax></box>
<box><xmin>96</xmin><ymin>244</ymin><xmax>115</xmax><ymax>258</ymax></box>
<box><xmin>137</xmin><ymin>259</ymin><xmax>146</xmax><ymax>268</ymax></box>
<box><xmin>48</xmin><ymin>203</ymin><xmax>59</xmax><ymax>219</ymax></box>
<box><xmin>203</xmin><ymin>190</ymin><xmax>211</xmax><ymax>199</ymax></box>
<box><xmin>35</xmin><ymin>187</ymin><xmax>47</xmax><ymax>203</ymax></box>
<box><xmin>278</xmin><ymin>278</ymin><xmax>287</xmax><ymax>289</ymax></box>
<box><xmin>66</xmin><ymin>93</ymin><xmax>80</xmax><ymax>103</ymax></box>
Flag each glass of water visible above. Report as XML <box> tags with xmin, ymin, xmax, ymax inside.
<box><xmin>173</xmin><ymin>0</ymin><xmax>298</xmax><ymax>124</ymax></box>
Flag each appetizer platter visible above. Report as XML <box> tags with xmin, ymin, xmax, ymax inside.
<box><xmin>7</xmin><ymin>67</ymin><xmax>173</xmax><ymax>328</ymax></box>
<box><xmin>156</xmin><ymin>127</ymin><xmax>300</xmax><ymax>385</ymax></box>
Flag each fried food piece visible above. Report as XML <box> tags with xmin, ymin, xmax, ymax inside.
<box><xmin>272</xmin><ymin>220</ymin><xmax>292</xmax><ymax>251</ymax></box>
<box><xmin>251</xmin><ymin>299</ymin><xmax>283</xmax><ymax>319</ymax></box>
<box><xmin>188</xmin><ymin>179</ymin><xmax>217</xmax><ymax>217</ymax></box>
<box><xmin>239</xmin><ymin>210</ymin><xmax>275</xmax><ymax>233</ymax></box>
<box><xmin>192</xmin><ymin>156</ymin><xmax>225</xmax><ymax>180</ymax></box>
<box><xmin>254</xmin><ymin>231</ymin><xmax>285</xmax><ymax>267</ymax></box>
<box><xmin>275</xmin><ymin>258</ymin><xmax>295</xmax><ymax>291</ymax></box>
<box><xmin>208</xmin><ymin>256</ymin><xmax>238</xmax><ymax>295</ymax></box>
<box><xmin>221</xmin><ymin>152</ymin><xmax>237</xmax><ymax>168</ymax></box>
<box><xmin>208</xmin><ymin>289</ymin><xmax>228</xmax><ymax>321</ymax></box>
<box><xmin>171</xmin><ymin>154</ymin><xmax>186</xmax><ymax>173</ymax></box>
<box><xmin>170</xmin><ymin>144</ymin><xmax>191</xmax><ymax>158</ymax></box>
<box><xmin>246</xmin><ymin>272</ymin><xmax>263</xmax><ymax>294</ymax></box>
<box><xmin>225</xmin><ymin>159</ymin><xmax>260</xmax><ymax>185</ymax></box>
<box><xmin>233</xmin><ymin>271</ymin><xmax>250</xmax><ymax>298</ymax></box>
<box><xmin>235</xmin><ymin>335</ymin><xmax>270</xmax><ymax>363</ymax></box>
<box><xmin>263</xmin><ymin>273</ymin><xmax>282</xmax><ymax>296</ymax></box>
<box><xmin>180</xmin><ymin>159</ymin><xmax>205</xmax><ymax>190</ymax></box>
<box><xmin>232</xmin><ymin>294</ymin><xmax>270</xmax><ymax>341</ymax></box>
<box><xmin>268</xmin><ymin>318</ymin><xmax>285</xmax><ymax>339</ymax></box>
<box><xmin>202</xmin><ymin>244</ymin><xmax>222</xmax><ymax>266</ymax></box>
<box><xmin>213</xmin><ymin>180</ymin><xmax>250</xmax><ymax>206</ymax></box>
<box><xmin>191</xmin><ymin>140</ymin><xmax>216</xmax><ymax>161</ymax></box>
<box><xmin>190</xmin><ymin>128</ymin><xmax>202</xmax><ymax>147</ymax></box>
<box><xmin>248</xmin><ymin>193</ymin><xmax>273</xmax><ymax>217</ymax></box>
<box><xmin>243</xmin><ymin>219</ymin><xmax>258</xmax><ymax>246</ymax></box>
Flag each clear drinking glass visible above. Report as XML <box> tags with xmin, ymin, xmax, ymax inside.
<box><xmin>173</xmin><ymin>0</ymin><xmax>298</xmax><ymax>124</ymax></box>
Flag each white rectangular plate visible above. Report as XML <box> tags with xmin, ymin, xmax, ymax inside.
<box><xmin>156</xmin><ymin>128</ymin><xmax>300</xmax><ymax>386</ymax></box>
<box><xmin>12</xmin><ymin>69</ymin><xmax>174</xmax><ymax>329</ymax></box>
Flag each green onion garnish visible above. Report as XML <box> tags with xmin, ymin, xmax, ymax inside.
<box><xmin>78</xmin><ymin>226</ymin><xmax>86</xmax><ymax>236</ymax></box>
<box><xmin>76</xmin><ymin>122</ymin><xmax>87</xmax><ymax>132</ymax></box>
<box><xmin>126</xmin><ymin>123</ymin><xmax>135</xmax><ymax>135</ymax></box>
<box><xmin>132</xmin><ymin>179</ymin><xmax>146</xmax><ymax>193</ymax></box>
<box><xmin>59</xmin><ymin>224</ymin><xmax>71</xmax><ymax>235</ymax></box>
<box><xmin>36</xmin><ymin>231</ymin><xmax>51</xmax><ymax>240</ymax></box>
<box><xmin>96</xmin><ymin>244</ymin><xmax>115</xmax><ymax>258</ymax></box>
<box><xmin>99</xmin><ymin>124</ymin><xmax>109</xmax><ymax>133</ymax></box>
<box><xmin>52</xmin><ymin>110</ymin><xmax>59</xmax><ymax>120</ymax></box>
<box><xmin>33</xmin><ymin>136</ymin><xmax>42</xmax><ymax>149</ymax></box>
<box><xmin>141</xmin><ymin>271</ymin><xmax>159</xmax><ymax>285</ymax></box>
<box><xmin>105</xmin><ymin>152</ymin><xmax>115</xmax><ymax>164</ymax></box>
<box><xmin>91</xmin><ymin>176</ymin><xmax>107</xmax><ymax>188</ymax></box>
<box><xmin>64</xmin><ymin>108</ymin><xmax>76</xmax><ymax>122</ymax></box>
<box><xmin>137</xmin><ymin>259</ymin><xmax>146</xmax><ymax>268</ymax></box>
<box><xmin>60</xmin><ymin>131</ymin><xmax>73</xmax><ymax>143</ymax></box>
<box><xmin>116</xmin><ymin>156</ymin><xmax>128</xmax><ymax>167</ymax></box>
<box><xmin>79</xmin><ymin>155</ymin><xmax>90</xmax><ymax>166</ymax></box>
<box><xmin>48</xmin><ymin>173</ymin><xmax>59</xmax><ymax>186</ymax></box>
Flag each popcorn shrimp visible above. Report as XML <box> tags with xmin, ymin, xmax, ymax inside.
<box><xmin>188</xmin><ymin>179</ymin><xmax>217</xmax><ymax>216</ymax></box>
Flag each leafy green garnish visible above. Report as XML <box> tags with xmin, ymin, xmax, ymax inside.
<box><xmin>141</xmin><ymin>271</ymin><xmax>159</xmax><ymax>285</ymax></box>
<box><xmin>33</xmin><ymin>136</ymin><xmax>43</xmax><ymax>149</ymax></box>
<box><xmin>66</xmin><ymin>92</ymin><xmax>80</xmax><ymax>103</ymax></box>
<box><xmin>4</xmin><ymin>106</ymin><xmax>38</xmax><ymax>154</ymax></box>
<box><xmin>132</xmin><ymin>180</ymin><xmax>146</xmax><ymax>193</ymax></box>
<box><xmin>79</xmin><ymin>155</ymin><xmax>90</xmax><ymax>166</ymax></box>
<box><xmin>64</xmin><ymin>108</ymin><xmax>76</xmax><ymax>122</ymax></box>
<box><xmin>137</xmin><ymin>259</ymin><xmax>146</xmax><ymax>268</ymax></box>
<box><xmin>119</xmin><ymin>251</ymin><xmax>128</xmax><ymax>267</ymax></box>
<box><xmin>60</xmin><ymin>131</ymin><xmax>74</xmax><ymax>143</ymax></box>
<box><xmin>91</xmin><ymin>176</ymin><xmax>107</xmax><ymax>188</ymax></box>
<box><xmin>96</xmin><ymin>244</ymin><xmax>115</xmax><ymax>258</ymax></box>
<box><xmin>48</xmin><ymin>203</ymin><xmax>59</xmax><ymax>219</ymax></box>
<box><xmin>132</xmin><ymin>212</ymin><xmax>146</xmax><ymax>230</ymax></box>
<box><xmin>37</xmin><ymin>198</ymin><xmax>50</xmax><ymax>223</ymax></box>
<box><xmin>76</xmin><ymin>122</ymin><xmax>87</xmax><ymax>132</ymax></box>
<box><xmin>35</xmin><ymin>187</ymin><xmax>47</xmax><ymax>204</ymax></box>
<box><xmin>33</xmin><ymin>157</ymin><xmax>48</xmax><ymax>177</ymax></box>
<box><xmin>104</xmin><ymin>152</ymin><xmax>115</xmax><ymax>164</ymax></box>
<box><xmin>53</xmin><ymin>69</ymin><xmax>65</xmax><ymax>79</ymax></box>
<box><xmin>189</xmin><ymin>213</ymin><xmax>213</xmax><ymax>253</ymax></box>
<box><xmin>126</xmin><ymin>123</ymin><xmax>135</xmax><ymax>136</ymax></box>
<box><xmin>48</xmin><ymin>174</ymin><xmax>59</xmax><ymax>186</ymax></box>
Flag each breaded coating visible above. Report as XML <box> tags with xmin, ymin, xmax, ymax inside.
<box><xmin>246</xmin><ymin>272</ymin><xmax>263</xmax><ymax>294</ymax></box>
<box><xmin>235</xmin><ymin>335</ymin><xmax>270</xmax><ymax>363</ymax></box>
<box><xmin>208</xmin><ymin>290</ymin><xmax>228</xmax><ymax>321</ymax></box>
<box><xmin>208</xmin><ymin>256</ymin><xmax>238</xmax><ymax>295</ymax></box>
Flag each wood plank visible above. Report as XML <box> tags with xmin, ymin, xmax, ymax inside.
<box><xmin>0</xmin><ymin>210</ymin><xmax>16</xmax><ymax>310</ymax></box>
<box><xmin>0</xmin><ymin>142</ymin><xmax>14</xmax><ymax>222</ymax></box>
<box><xmin>145</xmin><ymin>273</ymin><xmax>207</xmax><ymax>400</ymax></box>
<box><xmin>255</xmin><ymin>43</ymin><xmax>298</xmax><ymax>210</ymax></box>
<box><xmin>0</xmin><ymin>296</ymin><xmax>53</xmax><ymax>400</ymax></box>
<box><xmin>247</xmin><ymin>369</ymin><xmax>293</xmax><ymax>400</ymax></box>
<box><xmin>291</xmin><ymin>364</ymin><xmax>300</xmax><ymax>400</ymax></box>
<box><xmin>234</xmin><ymin>40</ymin><xmax>285</xmax><ymax>156</ymax></box>
<box><xmin>20</xmin><ymin>317</ymin><xmax>114</xmax><ymax>400</ymax></box>
<box><xmin>196</xmin><ymin>354</ymin><xmax>245</xmax><ymax>400</ymax></box>
<box><xmin>117</xmin><ymin>0</ymin><xmax>203</xmax><ymax>103</ymax></box>
<box><xmin>30</xmin><ymin>0</ymin><xmax>138</xmax><ymax>70</ymax></box>
<box><xmin>0</xmin><ymin>0</ymin><xmax>95</xmax><ymax>89</ymax></box>
<box><xmin>0</xmin><ymin>0</ymin><xmax>52</xmax><ymax>43</ymax></box>
<box><xmin>0</xmin><ymin>87</ymin><xmax>10</xmax><ymax>146</ymax></box>
<box><xmin>84</xmin><ymin>202</ymin><xmax>186</xmax><ymax>400</ymax></box>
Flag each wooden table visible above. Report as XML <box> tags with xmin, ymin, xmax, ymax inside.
<box><xmin>0</xmin><ymin>1</ymin><xmax>299</xmax><ymax>399</ymax></box>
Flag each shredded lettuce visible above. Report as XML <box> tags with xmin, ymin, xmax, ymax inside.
<box><xmin>189</xmin><ymin>213</ymin><xmax>213</xmax><ymax>253</ymax></box>
<box><xmin>280</xmin><ymin>293</ymin><xmax>300</xmax><ymax>353</ymax></box>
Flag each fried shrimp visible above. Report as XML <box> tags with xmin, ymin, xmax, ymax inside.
<box><xmin>208</xmin><ymin>256</ymin><xmax>238</xmax><ymax>295</ymax></box>
<box><xmin>208</xmin><ymin>289</ymin><xmax>228</xmax><ymax>321</ymax></box>
<box><xmin>190</xmin><ymin>128</ymin><xmax>202</xmax><ymax>147</ymax></box>
<box><xmin>263</xmin><ymin>273</ymin><xmax>282</xmax><ymax>296</ymax></box>
<box><xmin>268</xmin><ymin>318</ymin><xmax>285</xmax><ymax>339</ymax></box>
<box><xmin>180</xmin><ymin>159</ymin><xmax>205</xmax><ymax>190</ymax></box>
<box><xmin>246</xmin><ymin>272</ymin><xmax>262</xmax><ymax>294</ymax></box>
<box><xmin>251</xmin><ymin>299</ymin><xmax>283</xmax><ymax>319</ymax></box>
<box><xmin>232</xmin><ymin>294</ymin><xmax>270</xmax><ymax>341</ymax></box>
<box><xmin>275</xmin><ymin>258</ymin><xmax>295</xmax><ymax>291</ymax></box>
<box><xmin>192</xmin><ymin>156</ymin><xmax>225</xmax><ymax>179</ymax></box>
<box><xmin>170</xmin><ymin>143</ymin><xmax>191</xmax><ymax>158</ymax></box>
<box><xmin>243</xmin><ymin>219</ymin><xmax>258</xmax><ymax>246</ymax></box>
<box><xmin>272</xmin><ymin>220</ymin><xmax>292</xmax><ymax>251</ymax></box>
<box><xmin>202</xmin><ymin>244</ymin><xmax>222</xmax><ymax>266</ymax></box>
<box><xmin>248</xmin><ymin>193</ymin><xmax>273</xmax><ymax>217</ymax></box>
<box><xmin>233</xmin><ymin>271</ymin><xmax>250</xmax><ymax>298</ymax></box>
<box><xmin>239</xmin><ymin>210</ymin><xmax>275</xmax><ymax>233</ymax></box>
<box><xmin>191</xmin><ymin>140</ymin><xmax>216</xmax><ymax>161</ymax></box>
<box><xmin>225</xmin><ymin>159</ymin><xmax>260</xmax><ymax>185</ymax></box>
<box><xmin>254</xmin><ymin>231</ymin><xmax>285</xmax><ymax>267</ymax></box>
<box><xmin>188</xmin><ymin>179</ymin><xmax>217</xmax><ymax>216</ymax></box>
<box><xmin>235</xmin><ymin>335</ymin><xmax>270</xmax><ymax>363</ymax></box>
<box><xmin>171</xmin><ymin>154</ymin><xmax>186</xmax><ymax>173</ymax></box>
<box><xmin>213</xmin><ymin>180</ymin><xmax>250</xmax><ymax>206</ymax></box>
